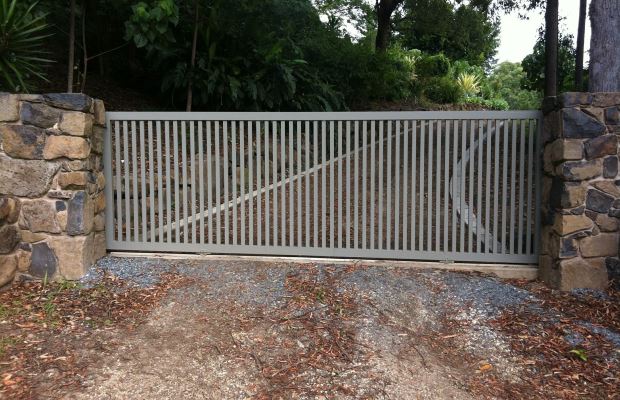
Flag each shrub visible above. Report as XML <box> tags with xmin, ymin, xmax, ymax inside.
<box><xmin>462</xmin><ymin>96</ymin><xmax>509</xmax><ymax>110</ymax></box>
<box><xmin>0</xmin><ymin>0</ymin><xmax>52</xmax><ymax>92</ymax></box>
<box><xmin>424</xmin><ymin>76</ymin><xmax>461</xmax><ymax>103</ymax></box>
<box><xmin>456</xmin><ymin>73</ymin><xmax>480</xmax><ymax>97</ymax></box>
<box><xmin>415</xmin><ymin>53</ymin><xmax>450</xmax><ymax>78</ymax></box>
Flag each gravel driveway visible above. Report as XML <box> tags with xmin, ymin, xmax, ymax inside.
<box><xmin>53</xmin><ymin>256</ymin><xmax>619</xmax><ymax>399</ymax></box>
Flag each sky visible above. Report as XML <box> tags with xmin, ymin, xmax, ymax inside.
<box><xmin>496</xmin><ymin>1</ymin><xmax>590</xmax><ymax>63</ymax></box>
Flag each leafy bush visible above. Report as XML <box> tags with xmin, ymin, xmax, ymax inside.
<box><xmin>415</xmin><ymin>53</ymin><xmax>450</xmax><ymax>78</ymax></box>
<box><xmin>462</xmin><ymin>96</ymin><xmax>509</xmax><ymax>110</ymax></box>
<box><xmin>0</xmin><ymin>0</ymin><xmax>51</xmax><ymax>92</ymax></box>
<box><xmin>456</xmin><ymin>73</ymin><xmax>480</xmax><ymax>98</ymax></box>
<box><xmin>488</xmin><ymin>62</ymin><xmax>541</xmax><ymax>109</ymax></box>
<box><xmin>424</xmin><ymin>76</ymin><xmax>461</xmax><ymax>103</ymax></box>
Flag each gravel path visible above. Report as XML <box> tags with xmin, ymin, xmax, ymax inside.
<box><xmin>61</xmin><ymin>256</ymin><xmax>618</xmax><ymax>399</ymax></box>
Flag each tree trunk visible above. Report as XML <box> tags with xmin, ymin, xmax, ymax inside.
<box><xmin>589</xmin><ymin>0</ymin><xmax>620</xmax><ymax>92</ymax></box>
<box><xmin>80</xmin><ymin>0</ymin><xmax>88</xmax><ymax>93</ymax></box>
<box><xmin>186</xmin><ymin>0</ymin><xmax>199</xmax><ymax>112</ymax></box>
<box><xmin>575</xmin><ymin>0</ymin><xmax>587</xmax><ymax>90</ymax></box>
<box><xmin>544</xmin><ymin>0</ymin><xmax>559</xmax><ymax>96</ymax></box>
<box><xmin>67</xmin><ymin>0</ymin><xmax>76</xmax><ymax>93</ymax></box>
<box><xmin>375</xmin><ymin>0</ymin><xmax>401</xmax><ymax>52</ymax></box>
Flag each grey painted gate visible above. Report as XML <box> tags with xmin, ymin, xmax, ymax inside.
<box><xmin>104</xmin><ymin>111</ymin><xmax>542</xmax><ymax>264</ymax></box>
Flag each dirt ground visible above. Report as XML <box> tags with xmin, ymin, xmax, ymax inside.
<box><xmin>1</xmin><ymin>257</ymin><xmax>619</xmax><ymax>400</ymax></box>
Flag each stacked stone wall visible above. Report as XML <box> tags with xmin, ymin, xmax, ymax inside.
<box><xmin>540</xmin><ymin>92</ymin><xmax>620</xmax><ymax>290</ymax></box>
<box><xmin>0</xmin><ymin>93</ymin><xmax>106</xmax><ymax>286</ymax></box>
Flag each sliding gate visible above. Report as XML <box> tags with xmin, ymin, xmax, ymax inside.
<box><xmin>104</xmin><ymin>111</ymin><xmax>541</xmax><ymax>264</ymax></box>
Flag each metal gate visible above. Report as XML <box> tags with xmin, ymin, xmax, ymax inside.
<box><xmin>104</xmin><ymin>111</ymin><xmax>541</xmax><ymax>264</ymax></box>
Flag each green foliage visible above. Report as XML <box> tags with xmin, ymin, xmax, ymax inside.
<box><xmin>0</xmin><ymin>0</ymin><xmax>52</xmax><ymax>92</ymax></box>
<box><xmin>521</xmin><ymin>28</ymin><xmax>576</xmax><ymax>93</ymax></box>
<box><xmin>456</xmin><ymin>73</ymin><xmax>480</xmax><ymax>98</ymax></box>
<box><xmin>415</xmin><ymin>53</ymin><xmax>450</xmax><ymax>78</ymax></box>
<box><xmin>424</xmin><ymin>76</ymin><xmax>461</xmax><ymax>103</ymax></box>
<box><xmin>569</xmin><ymin>348</ymin><xmax>588</xmax><ymax>362</ymax></box>
<box><xmin>461</xmin><ymin>96</ymin><xmax>509</xmax><ymax>110</ymax></box>
<box><xmin>124</xmin><ymin>0</ymin><xmax>179</xmax><ymax>55</ymax></box>
<box><xmin>488</xmin><ymin>62</ymin><xmax>541</xmax><ymax>109</ymax></box>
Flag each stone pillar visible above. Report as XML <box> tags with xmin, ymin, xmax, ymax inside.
<box><xmin>540</xmin><ymin>92</ymin><xmax>620</xmax><ymax>290</ymax></box>
<box><xmin>0</xmin><ymin>93</ymin><xmax>106</xmax><ymax>286</ymax></box>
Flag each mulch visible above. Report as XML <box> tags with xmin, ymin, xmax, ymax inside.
<box><xmin>0</xmin><ymin>273</ymin><xmax>189</xmax><ymax>399</ymax></box>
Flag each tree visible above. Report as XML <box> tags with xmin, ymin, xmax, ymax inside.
<box><xmin>574</xmin><ymin>0</ymin><xmax>586</xmax><ymax>90</ymax></box>
<box><xmin>589</xmin><ymin>0</ymin><xmax>620</xmax><ymax>92</ymax></box>
<box><xmin>67</xmin><ymin>0</ymin><xmax>76</xmax><ymax>92</ymax></box>
<box><xmin>375</xmin><ymin>0</ymin><xmax>403</xmax><ymax>52</ymax></box>
<box><xmin>488</xmin><ymin>62</ymin><xmax>541</xmax><ymax>109</ymax></box>
<box><xmin>544</xmin><ymin>0</ymin><xmax>558</xmax><ymax>96</ymax></box>
<box><xmin>522</xmin><ymin>28</ymin><xmax>576</xmax><ymax>93</ymax></box>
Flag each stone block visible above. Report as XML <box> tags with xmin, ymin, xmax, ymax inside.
<box><xmin>585</xmin><ymin>189</ymin><xmax>614</xmax><ymax>213</ymax></box>
<box><xmin>592</xmin><ymin>180</ymin><xmax>620</xmax><ymax>198</ymax></box>
<box><xmin>584</xmin><ymin>135</ymin><xmax>618</xmax><ymax>160</ymax></box>
<box><xmin>93</xmin><ymin>99</ymin><xmax>106</xmax><ymax>126</ymax></box>
<box><xmin>556</xmin><ymin>257</ymin><xmax>608</xmax><ymax>290</ymax></box>
<box><xmin>58</xmin><ymin>112</ymin><xmax>93</xmax><ymax>136</ymax></box>
<box><xmin>94</xmin><ymin>232</ymin><xmax>106</xmax><ymax>260</ymax></box>
<box><xmin>549</xmin><ymin>180</ymin><xmax>586</xmax><ymax>208</ymax></box>
<box><xmin>595</xmin><ymin>214</ymin><xmax>619</xmax><ymax>232</ymax></box>
<box><xmin>19</xmin><ymin>199</ymin><xmax>61</xmax><ymax>233</ymax></box>
<box><xmin>553</xmin><ymin>214</ymin><xmax>593</xmax><ymax>236</ymax></box>
<box><xmin>47</xmin><ymin>234</ymin><xmax>94</xmax><ymax>279</ymax></box>
<box><xmin>20</xmin><ymin>102</ymin><xmax>62</xmax><ymax>128</ymax></box>
<box><xmin>30</xmin><ymin>241</ymin><xmax>57</xmax><ymax>278</ymax></box>
<box><xmin>592</xmin><ymin>92</ymin><xmax>620</xmax><ymax>107</ymax></box>
<box><xmin>94</xmin><ymin>213</ymin><xmax>105</xmax><ymax>232</ymax></box>
<box><xmin>43</xmin><ymin>93</ymin><xmax>92</xmax><ymax>112</ymax></box>
<box><xmin>580</xmin><ymin>233</ymin><xmax>619</xmax><ymax>257</ymax></box>
<box><xmin>559</xmin><ymin>159</ymin><xmax>602</xmax><ymax>181</ymax></box>
<box><xmin>562</xmin><ymin>108</ymin><xmax>607</xmax><ymax>139</ymax></box>
<box><xmin>48</xmin><ymin>190</ymin><xmax>74</xmax><ymax>199</ymax></box>
<box><xmin>0</xmin><ymin>124</ymin><xmax>46</xmax><ymax>159</ymax></box>
<box><xmin>67</xmin><ymin>191</ymin><xmax>93</xmax><ymax>235</ymax></box>
<box><xmin>16</xmin><ymin>249</ymin><xmax>31</xmax><ymax>272</ymax></box>
<box><xmin>0</xmin><ymin>196</ymin><xmax>20</xmax><ymax>224</ymax></box>
<box><xmin>603</xmin><ymin>156</ymin><xmax>618</xmax><ymax>178</ymax></box>
<box><xmin>605</xmin><ymin>106</ymin><xmax>619</xmax><ymax>125</ymax></box>
<box><xmin>19</xmin><ymin>229</ymin><xmax>46</xmax><ymax>243</ymax></box>
<box><xmin>58</xmin><ymin>171</ymin><xmax>89</xmax><ymax>189</ymax></box>
<box><xmin>92</xmin><ymin>126</ymin><xmax>105</xmax><ymax>154</ymax></box>
<box><xmin>558</xmin><ymin>92</ymin><xmax>593</xmax><ymax>108</ymax></box>
<box><xmin>43</xmin><ymin>135</ymin><xmax>90</xmax><ymax>160</ymax></box>
<box><xmin>0</xmin><ymin>154</ymin><xmax>59</xmax><ymax>197</ymax></box>
<box><xmin>0</xmin><ymin>225</ymin><xmax>20</xmax><ymax>254</ymax></box>
<box><xmin>0</xmin><ymin>93</ymin><xmax>19</xmax><ymax>121</ymax></box>
<box><xmin>0</xmin><ymin>254</ymin><xmax>17</xmax><ymax>286</ymax></box>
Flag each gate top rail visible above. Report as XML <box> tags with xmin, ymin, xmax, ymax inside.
<box><xmin>106</xmin><ymin>110</ymin><xmax>542</xmax><ymax>121</ymax></box>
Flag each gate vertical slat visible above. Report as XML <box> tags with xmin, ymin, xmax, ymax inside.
<box><xmin>206</xmin><ymin>122</ymin><xmax>213</xmax><ymax>244</ymax></box>
<box><xmin>164</xmin><ymin>122</ymin><xmax>172</xmax><ymax>242</ymax></box>
<box><xmin>485</xmin><ymin>120</ymin><xmax>492</xmax><ymax>253</ymax></box>
<box><xmin>370</xmin><ymin>121</ymin><xmax>376</xmax><ymax>249</ymax></box>
<box><xmin>131</xmin><ymin>122</ymin><xmax>139</xmax><ymax>241</ymax></box>
<box><xmin>321</xmin><ymin>121</ymin><xmax>327</xmax><ymax>248</ymax></box>
<box><xmin>249</xmin><ymin>121</ymin><xmax>255</xmax><ymax>246</ymax></box>
<box><xmin>427</xmin><ymin>121</ymin><xmax>433</xmax><ymax>252</ymax></box>
<box><xmin>435</xmin><ymin>121</ymin><xmax>441</xmax><ymax>252</ymax></box>
<box><xmin>240</xmin><ymin>122</ymin><xmax>246</xmax><ymax>246</ymax></box>
<box><xmin>122</xmin><ymin>121</ymin><xmax>131</xmax><ymax>241</ymax></box>
<box><xmin>509</xmin><ymin>120</ymin><xmax>517</xmax><ymax>254</ymax></box>
<box><xmin>224</xmin><ymin>121</ymin><xmax>230</xmax><ymax>245</ymax></box>
<box><xmin>419</xmin><ymin>121</ymin><xmax>425</xmax><ymax>251</ymax></box>
<box><xmin>271</xmin><ymin>121</ymin><xmax>277</xmax><ymax>246</ymax></box>
<box><xmin>451</xmin><ymin>121</ymin><xmax>458</xmax><ymax>252</ymax></box>
<box><xmin>468</xmin><ymin>120</ymin><xmax>475</xmax><ymax>253</ymax></box>
<box><xmin>198</xmin><ymin>122</ymin><xmax>205</xmax><ymax>244</ymax></box>
<box><xmin>280</xmin><ymin>121</ymin><xmax>285</xmax><ymax>246</ymax></box>
<box><xmin>181</xmin><ymin>121</ymin><xmax>188</xmax><ymax>243</ymax></box>
<box><xmin>386</xmin><ymin>121</ymin><xmax>392</xmax><ymax>250</ymax></box>
<box><xmin>190</xmin><ymin>122</ymin><xmax>197</xmax><ymax>244</ymax></box>
<box><xmin>215</xmin><ymin>122</ymin><xmax>222</xmax><ymax>245</ymax></box>
<box><xmin>443</xmin><ymin>121</ymin><xmax>450</xmax><ymax>252</ymax></box>
<box><xmin>346</xmin><ymin>121</ymin><xmax>352</xmax><ymax>248</ymax></box>
<box><xmin>354</xmin><ymin>121</ymin><xmax>360</xmax><ymax>249</ymax></box>
<box><xmin>338</xmin><ymin>121</ymin><xmax>343</xmax><ymax>248</ymax></box>
<box><xmin>378</xmin><ymin>121</ymin><xmax>384</xmax><ymax>250</ymax></box>
<box><xmin>256</xmin><ymin>121</ymin><xmax>262</xmax><ymax>246</ymax></box>
<box><xmin>518</xmin><ymin>120</ymin><xmax>526</xmax><ymax>254</ymax></box>
<box><xmin>148</xmin><ymin>121</ymin><xmax>156</xmax><ymax>243</ymax></box>
<box><xmin>139</xmin><ymin>121</ymin><xmax>147</xmax><ymax>242</ymax></box>
<box><xmin>329</xmin><ymin>121</ymin><xmax>335</xmax><ymax>249</ymax></box>
<box><xmin>476</xmin><ymin>121</ymin><xmax>483</xmax><ymax>252</ymax></box>
<box><xmin>402</xmin><ymin>120</ymin><xmax>409</xmax><ymax>250</ymax></box>
<box><xmin>526</xmin><ymin>120</ymin><xmax>534</xmax><ymax>254</ymax></box>
<box><xmin>459</xmin><ymin>121</ymin><xmax>466</xmax><ymax>253</ymax></box>
<box><xmin>232</xmin><ymin>121</ymin><xmax>238</xmax><ymax>246</ymax></box>
<box><xmin>501</xmin><ymin>120</ymin><xmax>508</xmax><ymax>254</ymax></box>
<box><xmin>289</xmin><ymin>121</ymin><xmax>295</xmax><ymax>247</ymax></box>
<box><xmin>362</xmin><ymin>121</ymin><xmax>368</xmax><ymax>249</ymax></box>
<box><xmin>172</xmin><ymin>121</ymin><xmax>180</xmax><ymax>242</ymax></box>
<box><xmin>411</xmin><ymin>120</ymin><xmax>417</xmax><ymax>252</ymax></box>
<box><xmin>395</xmin><ymin>121</ymin><xmax>400</xmax><ymax>250</ymax></box>
<box><xmin>305</xmin><ymin>121</ymin><xmax>310</xmax><ymax>247</ymax></box>
<box><xmin>313</xmin><ymin>121</ymin><xmax>318</xmax><ymax>247</ymax></box>
<box><xmin>296</xmin><ymin>121</ymin><xmax>302</xmax><ymax>247</ymax></box>
<box><xmin>492</xmin><ymin>120</ymin><xmax>499</xmax><ymax>253</ymax></box>
<box><xmin>114</xmin><ymin>121</ymin><xmax>122</xmax><ymax>241</ymax></box>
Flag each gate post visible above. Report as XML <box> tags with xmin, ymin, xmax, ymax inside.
<box><xmin>540</xmin><ymin>92</ymin><xmax>620</xmax><ymax>290</ymax></box>
<box><xmin>0</xmin><ymin>93</ymin><xmax>106</xmax><ymax>286</ymax></box>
